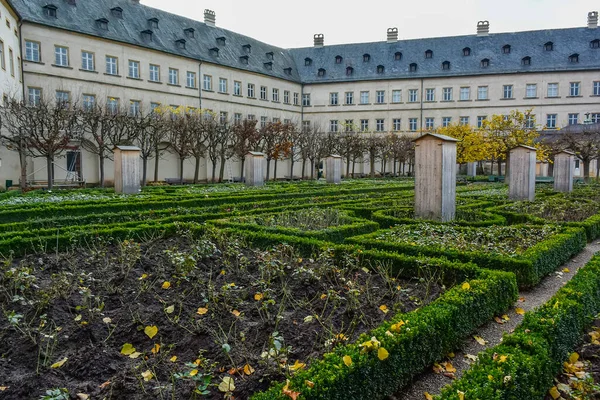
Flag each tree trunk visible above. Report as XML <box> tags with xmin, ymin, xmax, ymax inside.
<box><xmin>290</xmin><ymin>158</ymin><xmax>295</xmax><ymax>180</ymax></box>
<box><xmin>179</xmin><ymin>157</ymin><xmax>185</xmax><ymax>185</ymax></box>
<box><xmin>211</xmin><ymin>161</ymin><xmax>217</xmax><ymax>183</ymax></box>
<box><xmin>370</xmin><ymin>154</ymin><xmax>375</xmax><ymax>178</ymax></box>
<box><xmin>266</xmin><ymin>159</ymin><xmax>271</xmax><ymax>181</ymax></box>
<box><xmin>274</xmin><ymin>159</ymin><xmax>278</xmax><ymax>181</ymax></box>
<box><xmin>19</xmin><ymin>150</ymin><xmax>27</xmax><ymax>191</ymax></box>
<box><xmin>142</xmin><ymin>157</ymin><xmax>148</xmax><ymax>187</ymax></box>
<box><xmin>393</xmin><ymin>158</ymin><xmax>397</xmax><ymax>177</ymax></box>
<box><xmin>352</xmin><ymin>160</ymin><xmax>356</xmax><ymax>178</ymax></box>
<box><xmin>154</xmin><ymin>148</ymin><xmax>160</xmax><ymax>183</ymax></box>
<box><xmin>99</xmin><ymin>154</ymin><xmax>105</xmax><ymax>188</ymax></box>
<box><xmin>240</xmin><ymin>158</ymin><xmax>245</xmax><ymax>182</ymax></box>
<box><xmin>46</xmin><ymin>156</ymin><xmax>53</xmax><ymax>190</ymax></box>
<box><xmin>345</xmin><ymin>156</ymin><xmax>351</xmax><ymax>177</ymax></box>
<box><xmin>310</xmin><ymin>160</ymin><xmax>315</xmax><ymax>180</ymax></box>
<box><xmin>584</xmin><ymin>159</ymin><xmax>591</xmax><ymax>183</ymax></box>
<box><xmin>193</xmin><ymin>156</ymin><xmax>201</xmax><ymax>184</ymax></box>
<box><xmin>301</xmin><ymin>158</ymin><xmax>306</xmax><ymax>179</ymax></box>
<box><xmin>219</xmin><ymin>156</ymin><xmax>226</xmax><ymax>182</ymax></box>
<box><xmin>497</xmin><ymin>159</ymin><xmax>502</xmax><ymax>176</ymax></box>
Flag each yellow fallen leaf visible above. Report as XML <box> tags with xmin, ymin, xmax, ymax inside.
<box><xmin>488</xmin><ymin>375</ymin><xmax>494</xmax><ymax>381</ymax></box>
<box><xmin>563</xmin><ymin>268</ymin><xmax>570</xmax><ymax>273</ymax></box>
<box><xmin>218</xmin><ymin>376</ymin><xmax>236</xmax><ymax>392</ymax></box>
<box><xmin>51</xmin><ymin>357</ymin><xmax>68</xmax><ymax>369</ymax></box>
<box><xmin>139</xmin><ymin>273</ymin><xmax>148</xmax><ymax>280</ymax></box>
<box><xmin>144</xmin><ymin>325</ymin><xmax>158</xmax><ymax>339</ymax></box>
<box><xmin>378</xmin><ymin>347</ymin><xmax>389</xmax><ymax>361</ymax></box>
<box><xmin>465</xmin><ymin>354</ymin><xmax>478</xmax><ymax>362</ymax></box>
<box><xmin>151</xmin><ymin>344</ymin><xmax>161</xmax><ymax>354</ymax></box>
<box><xmin>120</xmin><ymin>343</ymin><xmax>136</xmax><ymax>355</ymax></box>
<box><xmin>458</xmin><ymin>390</ymin><xmax>465</xmax><ymax>400</ymax></box>
<box><xmin>193</xmin><ymin>359</ymin><xmax>202</xmax><ymax>366</ymax></box>
<box><xmin>220</xmin><ymin>270</ymin><xmax>226</xmax><ymax>275</ymax></box>
<box><xmin>462</xmin><ymin>282</ymin><xmax>471</xmax><ymax>290</ymax></box>
<box><xmin>232</xmin><ymin>310</ymin><xmax>241</xmax><ymax>317</ymax></box>
<box><xmin>162</xmin><ymin>281</ymin><xmax>171</xmax><ymax>289</ymax></box>
<box><xmin>197</xmin><ymin>307</ymin><xmax>208</xmax><ymax>315</ymax></box>
<box><xmin>141</xmin><ymin>370</ymin><xmax>154</xmax><ymax>382</ymax></box>
<box><xmin>170</xmin><ymin>356</ymin><xmax>178</xmax><ymax>362</ymax></box>
<box><xmin>502</xmin><ymin>314</ymin><xmax>510</xmax><ymax>321</ymax></box>
<box><xmin>548</xmin><ymin>386</ymin><xmax>561</xmax><ymax>400</ymax></box>
<box><xmin>243</xmin><ymin>364</ymin><xmax>255</xmax><ymax>375</ymax></box>
<box><xmin>254</xmin><ymin>293</ymin><xmax>264</xmax><ymax>301</ymax></box>
<box><xmin>0</xmin><ymin>387</ymin><xmax>8</xmax><ymax>391</ymax></box>
<box><xmin>305</xmin><ymin>380</ymin><xmax>314</xmax><ymax>388</ymax></box>
<box><xmin>165</xmin><ymin>305</ymin><xmax>175</xmax><ymax>314</ymax></box>
<box><xmin>289</xmin><ymin>360</ymin><xmax>306</xmax><ymax>372</ymax></box>
<box><xmin>129</xmin><ymin>352</ymin><xmax>142</xmax><ymax>359</ymax></box>
<box><xmin>474</xmin><ymin>335</ymin><xmax>487</xmax><ymax>345</ymax></box>
<box><xmin>442</xmin><ymin>362</ymin><xmax>456</xmax><ymax>373</ymax></box>
<box><xmin>569</xmin><ymin>352</ymin><xmax>579</xmax><ymax>364</ymax></box>
<box><xmin>190</xmin><ymin>369</ymin><xmax>198</xmax><ymax>377</ymax></box>
<box><xmin>390</xmin><ymin>320</ymin><xmax>405</xmax><ymax>333</ymax></box>
<box><xmin>379</xmin><ymin>305</ymin><xmax>389</xmax><ymax>314</ymax></box>
<box><xmin>282</xmin><ymin>380</ymin><xmax>300</xmax><ymax>400</ymax></box>
<box><xmin>515</xmin><ymin>308</ymin><xmax>525</xmax><ymax>315</ymax></box>
<box><xmin>76</xmin><ymin>394</ymin><xmax>89</xmax><ymax>400</ymax></box>
<box><xmin>424</xmin><ymin>393</ymin><xmax>434</xmax><ymax>400</ymax></box>
<box><xmin>343</xmin><ymin>355</ymin><xmax>352</xmax><ymax>367</ymax></box>
<box><xmin>74</xmin><ymin>315</ymin><xmax>82</xmax><ymax>322</ymax></box>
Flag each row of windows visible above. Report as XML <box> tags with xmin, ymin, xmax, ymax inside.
<box><xmin>324</xmin><ymin>113</ymin><xmax>600</xmax><ymax>133</ymax></box>
<box><xmin>0</xmin><ymin>37</ymin><xmax>21</xmax><ymax>81</ymax></box>
<box><xmin>321</xmin><ymin>81</ymin><xmax>600</xmax><ymax>106</ymax></box>
<box><xmin>201</xmin><ymin>75</ymin><xmax>301</xmax><ymax>105</ymax></box>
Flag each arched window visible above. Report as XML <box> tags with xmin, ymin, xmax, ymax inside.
<box><xmin>591</xmin><ymin>39</ymin><xmax>600</xmax><ymax>49</ymax></box>
<box><xmin>502</xmin><ymin>44</ymin><xmax>511</xmax><ymax>54</ymax></box>
<box><xmin>377</xmin><ymin>65</ymin><xmax>385</xmax><ymax>74</ymax></box>
<box><xmin>335</xmin><ymin>55</ymin><xmax>343</xmax><ymax>64</ymax></box>
<box><xmin>425</xmin><ymin>49</ymin><xmax>433</xmax><ymax>59</ymax></box>
<box><xmin>480</xmin><ymin>58</ymin><xmax>490</xmax><ymax>68</ymax></box>
<box><xmin>569</xmin><ymin>53</ymin><xmax>579</xmax><ymax>63</ymax></box>
<box><xmin>317</xmin><ymin>68</ymin><xmax>326</xmax><ymax>77</ymax></box>
<box><xmin>462</xmin><ymin>47</ymin><xmax>471</xmax><ymax>56</ymax></box>
<box><xmin>394</xmin><ymin>52</ymin><xmax>402</xmax><ymax>60</ymax></box>
<box><xmin>544</xmin><ymin>42</ymin><xmax>554</xmax><ymax>51</ymax></box>
<box><xmin>442</xmin><ymin>61</ymin><xmax>450</xmax><ymax>70</ymax></box>
<box><xmin>304</xmin><ymin>58</ymin><xmax>312</xmax><ymax>66</ymax></box>
<box><xmin>521</xmin><ymin>56</ymin><xmax>531</xmax><ymax>66</ymax></box>
<box><xmin>363</xmin><ymin>54</ymin><xmax>371</xmax><ymax>62</ymax></box>
<box><xmin>409</xmin><ymin>63</ymin><xmax>417</xmax><ymax>72</ymax></box>
<box><xmin>346</xmin><ymin>66</ymin><xmax>354</xmax><ymax>76</ymax></box>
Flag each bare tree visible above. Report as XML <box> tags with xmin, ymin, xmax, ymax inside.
<box><xmin>166</xmin><ymin>107</ymin><xmax>194</xmax><ymax>184</ymax></box>
<box><xmin>132</xmin><ymin>110</ymin><xmax>166</xmax><ymax>186</ymax></box>
<box><xmin>79</xmin><ymin>103</ymin><xmax>115</xmax><ymax>187</ymax></box>
<box><xmin>259</xmin><ymin>121</ymin><xmax>289</xmax><ymax>181</ymax></box>
<box><xmin>553</xmin><ymin>124</ymin><xmax>600</xmax><ymax>183</ymax></box>
<box><xmin>231</xmin><ymin>118</ymin><xmax>260</xmax><ymax>181</ymax></box>
<box><xmin>1</xmin><ymin>97</ymin><xmax>31</xmax><ymax>190</ymax></box>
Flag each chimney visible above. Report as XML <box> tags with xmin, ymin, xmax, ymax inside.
<box><xmin>204</xmin><ymin>9</ymin><xmax>216</xmax><ymax>27</ymax></box>
<box><xmin>314</xmin><ymin>34</ymin><xmax>324</xmax><ymax>48</ymax></box>
<box><xmin>477</xmin><ymin>20</ymin><xmax>490</xmax><ymax>36</ymax></box>
<box><xmin>387</xmin><ymin>27</ymin><xmax>398</xmax><ymax>43</ymax></box>
<box><xmin>589</xmin><ymin>11</ymin><xmax>599</xmax><ymax>29</ymax></box>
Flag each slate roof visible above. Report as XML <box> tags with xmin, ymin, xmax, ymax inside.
<box><xmin>8</xmin><ymin>0</ymin><xmax>302</xmax><ymax>82</ymax></box>
<box><xmin>7</xmin><ymin>0</ymin><xmax>600</xmax><ymax>85</ymax></box>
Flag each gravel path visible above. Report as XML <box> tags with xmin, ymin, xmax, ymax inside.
<box><xmin>391</xmin><ymin>241</ymin><xmax>600</xmax><ymax>400</ymax></box>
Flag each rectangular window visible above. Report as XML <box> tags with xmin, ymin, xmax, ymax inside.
<box><xmin>25</xmin><ymin>40</ymin><xmax>40</xmax><ymax>62</ymax></box>
<box><xmin>442</xmin><ymin>87</ymin><xmax>453</xmax><ymax>101</ymax></box>
<box><xmin>477</xmin><ymin>116</ymin><xmax>487</xmax><ymax>128</ymax></box>
<box><xmin>425</xmin><ymin>117</ymin><xmax>435</xmax><ymax>130</ymax></box>
<box><xmin>234</xmin><ymin>113</ymin><xmax>242</xmax><ymax>125</ymax></box>
<box><xmin>220</xmin><ymin>111</ymin><xmax>228</xmax><ymax>125</ymax></box>
<box><xmin>360</xmin><ymin>91</ymin><xmax>369</xmax><ymax>104</ymax></box>
<box><xmin>107</xmin><ymin>97</ymin><xmax>120</xmax><ymax>114</ymax></box>
<box><xmin>376</xmin><ymin>119</ymin><xmax>385</xmax><ymax>132</ymax></box>
<box><xmin>128</xmin><ymin>60</ymin><xmax>140</xmax><ymax>79</ymax></box>
<box><xmin>568</xmin><ymin>113</ymin><xmax>579</xmax><ymax>125</ymax></box>
<box><xmin>329</xmin><ymin>120</ymin><xmax>338</xmax><ymax>133</ymax></box>
<box><xmin>105</xmin><ymin>56</ymin><xmax>118</xmax><ymax>75</ymax></box>
<box><xmin>260</xmin><ymin>116</ymin><xmax>268</xmax><ymax>128</ymax></box>
<box><xmin>477</xmin><ymin>86</ymin><xmax>488</xmax><ymax>100</ymax></box>
<box><xmin>547</xmin><ymin>83</ymin><xmax>559</xmax><ymax>97</ymax></box>
<box><xmin>570</xmin><ymin>82</ymin><xmax>580</xmax><ymax>97</ymax></box>
<box><xmin>592</xmin><ymin>113</ymin><xmax>600</xmax><ymax>123</ymax></box>
<box><xmin>393</xmin><ymin>118</ymin><xmax>401</xmax><ymax>131</ymax></box>
<box><xmin>459</xmin><ymin>87</ymin><xmax>470</xmax><ymax>101</ymax></box>
<box><xmin>409</xmin><ymin>118</ymin><xmax>418</xmax><ymax>132</ymax></box>
<box><xmin>272</xmin><ymin>117</ymin><xmax>280</xmax><ymax>123</ymax></box>
<box><xmin>82</xmin><ymin>94</ymin><xmax>95</xmax><ymax>111</ymax></box>
<box><xmin>130</xmin><ymin>100</ymin><xmax>141</xmax><ymax>116</ymax></box>
<box><xmin>408</xmin><ymin>89</ymin><xmax>418</xmax><ymax>103</ymax></box>
<box><xmin>293</xmin><ymin>92</ymin><xmax>299</xmax><ymax>106</ymax></box>
<box><xmin>594</xmin><ymin>81</ymin><xmax>600</xmax><ymax>96</ymax></box>
<box><xmin>54</xmin><ymin>45</ymin><xmax>68</xmax><ymax>66</ymax></box>
<box><xmin>272</xmin><ymin>88</ymin><xmax>279</xmax><ymax>102</ymax></box>
<box><xmin>248</xmin><ymin>114</ymin><xmax>256</xmax><ymax>121</ymax></box>
<box><xmin>345</xmin><ymin>92</ymin><xmax>354</xmax><ymax>105</ymax></box>
<box><xmin>81</xmin><ymin>51</ymin><xmax>94</xmax><ymax>71</ymax></box>
<box><xmin>459</xmin><ymin>116</ymin><xmax>469</xmax><ymax>126</ymax></box>
<box><xmin>302</xmin><ymin>93</ymin><xmax>311</xmax><ymax>106</ymax></box>
<box><xmin>248</xmin><ymin>83</ymin><xmax>255</xmax><ymax>98</ymax></box>
<box><xmin>28</xmin><ymin>87</ymin><xmax>41</xmax><ymax>106</ymax></box>
<box><xmin>376</xmin><ymin>90</ymin><xmax>385</xmax><ymax>104</ymax></box>
<box><xmin>150</xmin><ymin>102</ymin><xmax>160</xmax><ymax>113</ymax></box>
<box><xmin>442</xmin><ymin>117</ymin><xmax>452</xmax><ymax>127</ymax></box>
<box><xmin>234</xmin><ymin>81</ymin><xmax>241</xmax><ymax>96</ymax></box>
<box><xmin>503</xmin><ymin>85</ymin><xmax>513</xmax><ymax>99</ymax></box>
<box><xmin>283</xmin><ymin>90</ymin><xmax>290</xmax><ymax>104</ymax></box>
<box><xmin>149</xmin><ymin>64</ymin><xmax>160</xmax><ymax>82</ymax></box>
<box><xmin>425</xmin><ymin>88</ymin><xmax>435</xmax><ymax>102</ymax></box>
<box><xmin>360</xmin><ymin>119</ymin><xmax>369</xmax><ymax>132</ymax></box>
<box><xmin>218</xmin><ymin>78</ymin><xmax>227</xmax><ymax>93</ymax></box>
<box><xmin>203</xmin><ymin>75</ymin><xmax>212</xmax><ymax>91</ymax></box>
<box><xmin>8</xmin><ymin>48</ymin><xmax>13</xmax><ymax>76</ymax></box>
<box><xmin>187</xmin><ymin>71</ymin><xmax>197</xmax><ymax>88</ymax></box>
<box><xmin>302</xmin><ymin>120</ymin><xmax>311</xmax><ymax>131</ymax></box>
<box><xmin>392</xmin><ymin>90</ymin><xmax>402</xmax><ymax>103</ymax></box>
<box><xmin>526</xmin><ymin>84</ymin><xmax>537</xmax><ymax>98</ymax></box>
<box><xmin>546</xmin><ymin>114</ymin><xmax>557</xmax><ymax>129</ymax></box>
<box><xmin>260</xmin><ymin>86</ymin><xmax>267</xmax><ymax>100</ymax></box>
<box><xmin>330</xmin><ymin>92</ymin><xmax>338</xmax><ymax>105</ymax></box>
<box><xmin>169</xmin><ymin>68</ymin><xmax>179</xmax><ymax>85</ymax></box>
<box><xmin>344</xmin><ymin>120</ymin><xmax>354</xmax><ymax>132</ymax></box>
<box><xmin>55</xmin><ymin>90</ymin><xmax>69</xmax><ymax>106</ymax></box>
<box><xmin>525</xmin><ymin>115</ymin><xmax>536</xmax><ymax>129</ymax></box>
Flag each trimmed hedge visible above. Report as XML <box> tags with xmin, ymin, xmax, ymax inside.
<box><xmin>437</xmin><ymin>254</ymin><xmax>600</xmax><ymax>400</ymax></box>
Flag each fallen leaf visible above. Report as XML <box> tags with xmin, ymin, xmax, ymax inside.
<box><xmin>74</xmin><ymin>315</ymin><xmax>82</xmax><ymax>322</ymax></box>
<box><xmin>170</xmin><ymin>356</ymin><xmax>178</xmax><ymax>362</ymax></box>
<box><xmin>51</xmin><ymin>357</ymin><xmax>68</xmax><ymax>369</ymax></box>
<box><xmin>141</xmin><ymin>370</ymin><xmax>154</xmax><ymax>382</ymax></box>
<box><xmin>515</xmin><ymin>308</ymin><xmax>525</xmax><ymax>315</ymax></box>
<box><xmin>165</xmin><ymin>305</ymin><xmax>175</xmax><ymax>314</ymax></box>
<box><xmin>569</xmin><ymin>352</ymin><xmax>579</xmax><ymax>364</ymax></box>
<box><xmin>190</xmin><ymin>369</ymin><xmax>199</xmax><ymax>377</ymax></box>
<box><xmin>498</xmin><ymin>355</ymin><xmax>508</xmax><ymax>363</ymax></box>
<box><xmin>197</xmin><ymin>307</ymin><xmax>208</xmax><ymax>315</ymax></box>
<box><xmin>282</xmin><ymin>380</ymin><xmax>300</xmax><ymax>400</ymax></box>
<box><xmin>120</xmin><ymin>343</ymin><xmax>136</xmax><ymax>355</ymax></box>
<box><xmin>139</xmin><ymin>273</ymin><xmax>148</xmax><ymax>280</ymax></box>
<box><xmin>232</xmin><ymin>310</ymin><xmax>241</xmax><ymax>317</ymax></box>
<box><xmin>488</xmin><ymin>375</ymin><xmax>494</xmax><ymax>381</ymax></box>
<box><xmin>461</xmin><ymin>282</ymin><xmax>471</xmax><ymax>290</ymax></box>
<box><xmin>474</xmin><ymin>335</ymin><xmax>487</xmax><ymax>345</ymax></box>
<box><xmin>465</xmin><ymin>354</ymin><xmax>478</xmax><ymax>362</ymax></box>
<box><xmin>343</xmin><ymin>355</ymin><xmax>352</xmax><ymax>367</ymax></box>
<box><xmin>243</xmin><ymin>364</ymin><xmax>255</xmax><ymax>375</ymax></box>
<box><xmin>563</xmin><ymin>268</ymin><xmax>570</xmax><ymax>273</ymax></box>
<box><xmin>379</xmin><ymin>305</ymin><xmax>389</xmax><ymax>314</ymax></box>
<box><xmin>548</xmin><ymin>386</ymin><xmax>561</xmax><ymax>400</ymax></box>
<box><xmin>0</xmin><ymin>387</ymin><xmax>8</xmax><ymax>391</ymax></box>
<box><xmin>518</xmin><ymin>296</ymin><xmax>526</xmax><ymax>302</ymax></box>
<box><xmin>151</xmin><ymin>344</ymin><xmax>161</xmax><ymax>354</ymax></box>
<box><xmin>144</xmin><ymin>325</ymin><xmax>158</xmax><ymax>339</ymax></box>
<box><xmin>99</xmin><ymin>381</ymin><xmax>111</xmax><ymax>389</ymax></box>
<box><xmin>494</xmin><ymin>317</ymin><xmax>505</xmax><ymax>324</ymax></box>
<box><xmin>162</xmin><ymin>281</ymin><xmax>171</xmax><ymax>290</ymax></box>
<box><xmin>433</xmin><ymin>363</ymin><xmax>444</xmax><ymax>374</ymax></box>
<box><xmin>457</xmin><ymin>390</ymin><xmax>465</xmax><ymax>400</ymax></box>
<box><xmin>76</xmin><ymin>394</ymin><xmax>89</xmax><ymax>400</ymax></box>
<box><xmin>305</xmin><ymin>380</ymin><xmax>314</xmax><ymax>388</ymax></box>
<box><xmin>442</xmin><ymin>362</ymin><xmax>456</xmax><ymax>373</ymax></box>
<box><xmin>289</xmin><ymin>360</ymin><xmax>306</xmax><ymax>372</ymax></box>
<box><xmin>102</xmin><ymin>317</ymin><xmax>112</xmax><ymax>324</ymax></box>
<box><xmin>424</xmin><ymin>393</ymin><xmax>434</xmax><ymax>400</ymax></box>
<box><xmin>254</xmin><ymin>293</ymin><xmax>264</xmax><ymax>301</ymax></box>
<box><xmin>129</xmin><ymin>352</ymin><xmax>142</xmax><ymax>359</ymax></box>
<box><xmin>320</xmin><ymin>294</ymin><xmax>327</xmax><ymax>300</ymax></box>
<box><xmin>218</xmin><ymin>376</ymin><xmax>236</xmax><ymax>393</ymax></box>
<box><xmin>378</xmin><ymin>347</ymin><xmax>389</xmax><ymax>361</ymax></box>
<box><xmin>502</xmin><ymin>314</ymin><xmax>510</xmax><ymax>321</ymax></box>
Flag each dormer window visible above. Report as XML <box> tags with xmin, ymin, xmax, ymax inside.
<box><xmin>317</xmin><ymin>68</ymin><xmax>326</xmax><ymax>77</ymax></box>
<box><xmin>521</xmin><ymin>56</ymin><xmax>531</xmax><ymax>66</ymax></box>
<box><xmin>176</xmin><ymin>39</ymin><xmax>186</xmax><ymax>50</ymax></box>
<box><xmin>210</xmin><ymin>47</ymin><xmax>219</xmax><ymax>57</ymax></box>
<box><xmin>141</xmin><ymin>30</ymin><xmax>153</xmax><ymax>42</ymax></box>
<box><xmin>184</xmin><ymin>28</ymin><xmax>195</xmax><ymax>39</ymax></box>
<box><xmin>95</xmin><ymin>18</ymin><xmax>108</xmax><ymax>30</ymax></box>
<box><xmin>569</xmin><ymin>53</ymin><xmax>579</xmax><ymax>63</ymax></box>
<box><xmin>284</xmin><ymin>67</ymin><xmax>292</xmax><ymax>75</ymax></box>
<box><xmin>442</xmin><ymin>61</ymin><xmax>450</xmax><ymax>70</ymax></box>
<box><xmin>243</xmin><ymin>44</ymin><xmax>251</xmax><ymax>53</ymax></box>
<box><xmin>409</xmin><ymin>63</ymin><xmax>417</xmax><ymax>72</ymax></box>
<box><xmin>394</xmin><ymin>52</ymin><xmax>402</xmax><ymax>61</ymax></box>
<box><xmin>480</xmin><ymin>58</ymin><xmax>490</xmax><ymax>67</ymax></box>
<box><xmin>335</xmin><ymin>55</ymin><xmax>343</xmax><ymax>64</ymax></box>
<box><xmin>216</xmin><ymin>37</ymin><xmax>226</xmax><ymax>46</ymax></box>
<box><xmin>148</xmin><ymin>18</ymin><xmax>159</xmax><ymax>29</ymax></box>
<box><xmin>544</xmin><ymin>41</ymin><xmax>554</xmax><ymax>51</ymax></box>
<box><xmin>43</xmin><ymin>4</ymin><xmax>57</xmax><ymax>18</ymax></box>
<box><xmin>239</xmin><ymin>55</ymin><xmax>249</xmax><ymax>64</ymax></box>
<box><xmin>591</xmin><ymin>39</ymin><xmax>600</xmax><ymax>49</ymax></box>
<box><xmin>425</xmin><ymin>50</ymin><xmax>433</xmax><ymax>59</ymax></box>
<box><xmin>305</xmin><ymin>58</ymin><xmax>312</xmax><ymax>66</ymax></box>
<box><xmin>264</xmin><ymin>62</ymin><xmax>273</xmax><ymax>70</ymax></box>
<box><xmin>502</xmin><ymin>45</ymin><xmax>511</xmax><ymax>54</ymax></box>
<box><xmin>111</xmin><ymin>7</ymin><xmax>123</xmax><ymax>18</ymax></box>
<box><xmin>463</xmin><ymin>47</ymin><xmax>471</xmax><ymax>56</ymax></box>
<box><xmin>376</xmin><ymin>65</ymin><xmax>385</xmax><ymax>74</ymax></box>
<box><xmin>346</xmin><ymin>66</ymin><xmax>354</xmax><ymax>76</ymax></box>
<box><xmin>363</xmin><ymin>54</ymin><xmax>371</xmax><ymax>62</ymax></box>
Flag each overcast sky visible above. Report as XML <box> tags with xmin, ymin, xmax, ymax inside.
<box><xmin>142</xmin><ymin>0</ymin><xmax>598</xmax><ymax>48</ymax></box>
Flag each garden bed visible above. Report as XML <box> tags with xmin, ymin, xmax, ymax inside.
<box><xmin>0</xmin><ymin>231</ymin><xmax>440</xmax><ymax>399</ymax></box>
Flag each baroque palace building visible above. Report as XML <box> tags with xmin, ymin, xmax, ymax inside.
<box><xmin>0</xmin><ymin>0</ymin><xmax>599</xmax><ymax>185</ymax></box>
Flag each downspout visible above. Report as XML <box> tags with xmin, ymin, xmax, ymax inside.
<box><xmin>17</xmin><ymin>21</ymin><xmax>25</xmax><ymax>99</ymax></box>
<box><xmin>198</xmin><ymin>62</ymin><xmax>202</xmax><ymax>109</ymax></box>
<box><xmin>419</xmin><ymin>77</ymin><xmax>424</xmax><ymax>131</ymax></box>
